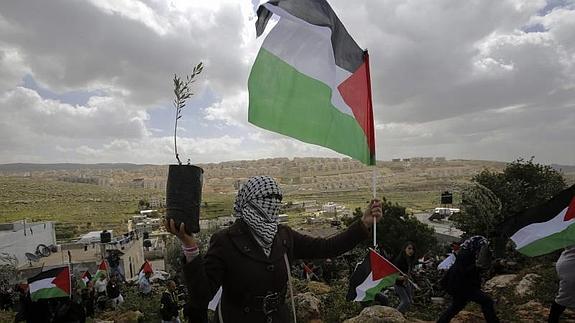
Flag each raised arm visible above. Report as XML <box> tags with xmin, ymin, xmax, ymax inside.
<box><xmin>292</xmin><ymin>199</ymin><xmax>382</xmax><ymax>259</ymax></box>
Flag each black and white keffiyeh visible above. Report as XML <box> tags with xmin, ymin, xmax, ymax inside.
<box><xmin>234</xmin><ymin>176</ymin><xmax>283</xmax><ymax>256</ymax></box>
<box><xmin>461</xmin><ymin>235</ymin><xmax>488</xmax><ymax>255</ymax></box>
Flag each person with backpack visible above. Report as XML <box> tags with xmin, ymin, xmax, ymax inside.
<box><xmin>165</xmin><ymin>176</ymin><xmax>382</xmax><ymax>323</ymax></box>
<box><xmin>437</xmin><ymin>235</ymin><xmax>500</xmax><ymax>323</ymax></box>
<box><xmin>393</xmin><ymin>241</ymin><xmax>417</xmax><ymax>314</ymax></box>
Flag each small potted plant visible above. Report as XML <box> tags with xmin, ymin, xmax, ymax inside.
<box><xmin>165</xmin><ymin>62</ymin><xmax>204</xmax><ymax>234</ymax></box>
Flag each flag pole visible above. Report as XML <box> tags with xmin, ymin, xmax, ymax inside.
<box><xmin>372</xmin><ymin>169</ymin><xmax>377</xmax><ymax>247</ymax></box>
<box><xmin>364</xmin><ymin>49</ymin><xmax>377</xmax><ymax>248</ymax></box>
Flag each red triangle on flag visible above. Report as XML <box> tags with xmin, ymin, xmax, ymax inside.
<box><xmin>142</xmin><ymin>260</ymin><xmax>153</xmax><ymax>274</ymax></box>
<box><xmin>97</xmin><ymin>260</ymin><xmax>108</xmax><ymax>271</ymax></box>
<box><xmin>369</xmin><ymin>250</ymin><xmax>399</xmax><ymax>280</ymax></box>
<box><xmin>565</xmin><ymin>197</ymin><xmax>575</xmax><ymax>221</ymax></box>
<box><xmin>51</xmin><ymin>267</ymin><xmax>71</xmax><ymax>295</ymax></box>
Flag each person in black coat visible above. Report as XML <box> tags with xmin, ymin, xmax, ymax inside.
<box><xmin>437</xmin><ymin>235</ymin><xmax>500</xmax><ymax>323</ymax></box>
<box><xmin>166</xmin><ymin>176</ymin><xmax>382</xmax><ymax>323</ymax></box>
<box><xmin>160</xmin><ymin>281</ymin><xmax>180</xmax><ymax>323</ymax></box>
<box><xmin>393</xmin><ymin>241</ymin><xmax>417</xmax><ymax>314</ymax></box>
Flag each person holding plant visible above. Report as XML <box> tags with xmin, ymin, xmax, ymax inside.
<box><xmin>165</xmin><ymin>175</ymin><xmax>382</xmax><ymax>323</ymax></box>
<box><xmin>393</xmin><ymin>241</ymin><xmax>417</xmax><ymax>314</ymax></box>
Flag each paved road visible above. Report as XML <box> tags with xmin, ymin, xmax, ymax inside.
<box><xmin>414</xmin><ymin>213</ymin><xmax>463</xmax><ymax>239</ymax></box>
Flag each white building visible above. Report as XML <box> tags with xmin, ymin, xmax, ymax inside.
<box><xmin>0</xmin><ymin>221</ymin><xmax>56</xmax><ymax>268</ymax></box>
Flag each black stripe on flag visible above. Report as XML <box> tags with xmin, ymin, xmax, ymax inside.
<box><xmin>346</xmin><ymin>251</ymin><xmax>370</xmax><ymax>301</ymax></box>
<box><xmin>499</xmin><ymin>184</ymin><xmax>575</xmax><ymax>238</ymax></box>
<box><xmin>28</xmin><ymin>266</ymin><xmax>66</xmax><ymax>283</ymax></box>
<box><xmin>255</xmin><ymin>0</ymin><xmax>364</xmax><ymax>73</ymax></box>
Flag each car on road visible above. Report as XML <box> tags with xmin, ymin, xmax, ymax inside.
<box><xmin>428</xmin><ymin>207</ymin><xmax>460</xmax><ymax>222</ymax></box>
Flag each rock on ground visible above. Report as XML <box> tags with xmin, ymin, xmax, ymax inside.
<box><xmin>484</xmin><ymin>274</ymin><xmax>517</xmax><ymax>293</ymax></box>
<box><xmin>515</xmin><ymin>273</ymin><xmax>541</xmax><ymax>297</ymax></box>
<box><xmin>449</xmin><ymin>310</ymin><xmax>485</xmax><ymax>323</ymax></box>
<box><xmin>343</xmin><ymin>305</ymin><xmax>407</xmax><ymax>323</ymax></box>
<box><xmin>307</xmin><ymin>281</ymin><xmax>331</xmax><ymax>295</ymax></box>
<box><xmin>295</xmin><ymin>292</ymin><xmax>323</xmax><ymax>322</ymax></box>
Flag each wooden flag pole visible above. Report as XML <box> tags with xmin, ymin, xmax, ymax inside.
<box><xmin>372</xmin><ymin>168</ymin><xmax>377</xmax><ymax>247</ymax></box>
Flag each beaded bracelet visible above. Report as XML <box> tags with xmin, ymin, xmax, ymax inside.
<box><xmin>182</xmin><ymin>245</ymin><xmax>199</xmax><ymax>251</ymax></box>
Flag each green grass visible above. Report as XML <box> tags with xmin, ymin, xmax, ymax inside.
<box><xmin>0</xmin><ymin>176</ymin><xmax>455</xmax><ymax>240</ymax></box>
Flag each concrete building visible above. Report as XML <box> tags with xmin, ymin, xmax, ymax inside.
<box><xmin>0</xmin><ymin>221</ymin><xmax>56</xmax><ymax>268</ymax></box>
<box><xmin>17</xmin><ymin>236</ymin><xmax>145</xmax><ymax>282</ymax></box>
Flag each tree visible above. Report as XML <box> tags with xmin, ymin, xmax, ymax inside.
<box><xmin>449</xmin><ymin>183</ymin><xmax>502</xmax><ymax>238</ymax></box>
<box><xmin>452</xmin><ymin>158</ymin><xmax>566</xmax><ymax>255</ymax></box>
<box><xmin>473</xmin><ymin>158</ymin><xmax>566</xmax><ymax>221</ymax></box>
<box><xmin>345</xmin><ymin>199</ymin><xmax>437</xmax><ymax>259</ymax></box>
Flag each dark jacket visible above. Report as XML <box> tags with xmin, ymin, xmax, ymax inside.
<box><xmin>393</xmin><ymin>252</ymin><xmax>416</xmax><ymax>286</ymax></box>
<box><xmin>106</xmin><ymin>282</ymin><xmax>120</xmax><ymax>299</ymax></box>
<box><xmin>160</xmin><ymin>289</ymin><xmax>179</xmax><ymax>321</ymax></box>
<box><xmin>183</xmin><ymin>219</ymin><xmax>369</xmax><ymax>323</ymax></box>
<box><xmin>443</xmin><ymin>249</ymin><xmax>483</xmax><ymax>296</ymax></box>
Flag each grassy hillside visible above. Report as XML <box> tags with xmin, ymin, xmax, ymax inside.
<box><xmin>0</xmin><ymin>177</ymin><xmax>235</xmax><ymax>240</ymax></box>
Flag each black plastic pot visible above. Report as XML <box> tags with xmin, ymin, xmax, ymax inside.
<box><xmin>166</xmin><ymin>164</ymin><xmax>204</xmax><ymax>234</ymax></box>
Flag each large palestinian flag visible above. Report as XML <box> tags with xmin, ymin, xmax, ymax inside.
<box><xmin>346</xmin><ymin>249</ymin><xmax>399</xmax><ymax>302</ymax></box>
<box><xmin>501</xmin><ymin>184</ymin><xmax>575</xmax><ymax>257</ymax></box>
<box><xmin>249</xmin><ymin>0</ymin><xmax>375</xmax><ymax>165</ymax></box>
<box><xmin>28</xmin><ymin>266</ymin><xmax>71</xmax><ymax>301</ymax></box>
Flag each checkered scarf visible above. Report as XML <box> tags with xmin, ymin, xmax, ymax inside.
<box><xmin>461</xmin><ymin>235</ymin><xmax>488</xmax><ymax>255</ymax></box>
<box><xmin>234</xmin><ymin>176</ymin><xmax>283</xmax><ymax>257</ymax></box>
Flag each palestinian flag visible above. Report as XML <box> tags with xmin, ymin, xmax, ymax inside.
<box><xmin>249</xmin><ymin>0</ymin><xmax>375</xmax><ymax>165</ymax></box>
<box><xmin>138</xmin><ymin>260</ymin><xmax>153</xmax><ymax>279</ymax></box>
<box><xmin>79</xmin><ymin>271</ymin><xmax>92</xmax><ymax>288</ymax></box>
<box><xmin>346</xmin><ymin>249</ymin><xmax>399</xmax><ymax>302</ymax></box>
<box><xmin>501</xmin><ymin>184</ymin><xmax>575</xmax><ymax>257</ymax></box>
<box><xmin>28</xmin><ymin>266</ymin><xmax>71</xmax><ymax>301</ymax></box>
<box><xmin>93</xmin><ymin>260</ymin><xmax>108</xmax><ymax>281</ymax></box>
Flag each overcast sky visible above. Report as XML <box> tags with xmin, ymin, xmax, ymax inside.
<box><xmin>0</xmin><ymin>0</ymin><xmax>574</xmax><ymax>165</ymax></box>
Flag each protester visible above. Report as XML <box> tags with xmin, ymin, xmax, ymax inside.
<box><xmin>322</xmin><ymin>258</ymin><xmax>336</xmax><ymax>284</ymax></box>
<box><xmin>165</xmin><ymin>175</ymin><xmax>382</xmax><ymax>323</ymax></box>
<box><xmin>393</xmin><ymin>241</ymin><xmax>417</xmax><ymax>314</ymax></box>
<box><xmin>438</xmin><ymin>235</ymin><xmax>500</xmax><ymax>323</ymax></box>
<box><xmin>106</xmin><ymin>275</ymin><xmax>123</xmax><ymax>309</ymax></box>
<box><xmin>13</xmin><ymin>284</ymin><xmax>31</xmax><ymax>323</ymax></box>
<box><xmin>94</xmin><ymin>273</ymin><xmax>107</xmax><ymax>298</ymax></box>
<box><xmin>160</xmin><ymin>280</ymin><xmax>181</xmax><ymax>323</ymax></box>
<box><xmin>81</xmin><ymin>281</ymin><xmax>95</xmax><ymax>318</ymax></box>
<box><xmin>548</xmin><ymin>246</ymin><xmax>575</xmax><ymax>323</ymax></box>
<box><xmin>138</xmin><ymin>271</ymin><xmax>152</xmax><ymax>296</ymax></box>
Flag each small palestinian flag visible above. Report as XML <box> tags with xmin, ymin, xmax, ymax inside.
<box><xmin>346</xmin><ymin>249</ymin><xmax>399</xmax><ymax>302</ymax></box>
<box><xmin>138</xmin><ymin>260</ymin><xmax>153</xmax><ymax>279</ymax></box>
<box><xmin>79</xmin><ymin>271</ymin><xmax>92</xmax><ymax>288</ymax></box>
<box><xmin>501</xmin><ymin>184</ymin><xmax>575</xmax><ymax>257</ymax></box>
<box><xmin>93</xmin><ymin>260</ymin><xmax>108</xmax><ymax>281</ymax></box>
<box><xmin>249</xmin><ymin>0</ymin><xmax>375</xmax><ymax>165</ymax></box>
<box><xmin>28</xmin><ymin>266</ymin><xmax>71</xmax><ymax>301</ymax></box>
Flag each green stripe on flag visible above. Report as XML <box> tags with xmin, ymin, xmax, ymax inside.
<box><xmin>31</xmin><ymin>287</ymin><xmax>69</xmax><ymax>301</ymax></box>
<box><xmin>517</xmin><ymin>222</ymin><xmax>575</xmax><ymax>257</ymax></box>
<box><xmin>362</xmin><ymin>273</ymin><xmax>399</xmax><ymax>301</ymax></box>
<box><xmin>248</xmin><ymin>48</ymin><xmax>371</xmax><ymax>164</ymax></box>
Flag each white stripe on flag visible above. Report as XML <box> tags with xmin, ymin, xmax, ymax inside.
<box><xmin>261</xmin><ymin>4</ymin><xmax>354</xmax><ymax>117</ymax></box>
<box><xmin>353</xmin><ymin>272</ymin><xmax>382</xmax><ymax>301</ymax></box>
<box><xmin>208</xmin><ymin>286</ymin><xmax>222</xmax><ymax>311</ymax></box>
<box><xmin>29</xmin><ymin>277</ymin><xmax>55</xmax><ymax>294</ymax></box>
<box><xmin>511</xmin><ymin>206</ymin><xmax>574</xmax><ymax>249</ymax></box>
